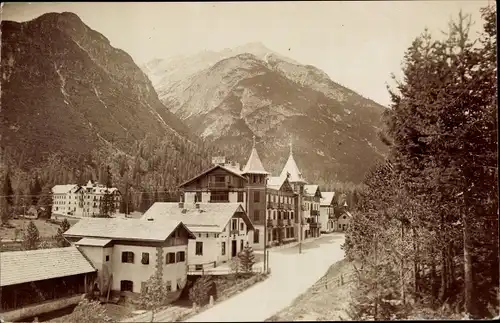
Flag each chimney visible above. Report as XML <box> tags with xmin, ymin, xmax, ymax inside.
<box><xmin>179</xmin><ymin>202</ymin><xmax>184</xmax><ymax>209</ymax></box>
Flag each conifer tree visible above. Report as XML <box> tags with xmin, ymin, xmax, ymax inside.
<box><xmin>55</xmin><ymin>218</ymin><xmax>71</xmax><ymax>247</ymax></box>
<box><xmin>30</xmin><ymin>176</ymin><xmax>42</xmax><ymax>205</ymax></box>
<box><xmin>98</xmin><ymin>165</ymin><xmax>114</xmax><ymax>217</ymax></box>
<box><xmin>239</xmin><ymin>242</ymin><xmax>256</xmax><ymax>273</ymax></box>
<box><xmin>22</xmin><ymin>220</ymin><xmax>41</xmax><ymax>250</ymax></box>
<box><xmin>37</xmin><ymin>184</ymin><xmax>53</xmax><ymax>219</ymax></box>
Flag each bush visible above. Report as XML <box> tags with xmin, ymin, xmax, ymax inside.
<box><xmin>189</xmin><ymin>276</ymin><xmax>213</xmax><ymax>307</ymax></box>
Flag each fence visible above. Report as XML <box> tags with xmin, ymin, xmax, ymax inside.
<box><xmin>0</xmin><ymin>237</ymin><xmax>57</xmax><ymax>252</ymax></box>
<box><xmin>310</xmin><ymin>271</ymin><xmax>356</xmax><ymax>291</ymax></box>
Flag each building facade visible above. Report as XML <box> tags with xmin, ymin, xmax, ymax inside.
<box><xmin>178</xmin><ymin>137</ymin><xmax>322</xmax><ymax>250</ymax></box>
<box><xmin>266</xmin><ymin>176</ymin><xmax>298</xmax><ymax>246</ymax></box>
<box><xmin>64</xmin><ymin>217</ymin><xmax>195</xmax><ymax>297</ymax></box>
<box><xmin>52</xmin><ymin>180</ymin><xmax>121</xmax><ymax>218</ymax></box>
<box><xmin>304</xmin><ymin>185</ymin><xmax>322</xmax><ymax>238</ymax></box>
<box><xmin>319</xmin><ymin>192</ymin><xmax>336</xmax><ymax>233</ymax></box>
<box><xmin>141</xmin><ymin>202</ymin><xmax>255</xmax><ymax>271</ymax></box>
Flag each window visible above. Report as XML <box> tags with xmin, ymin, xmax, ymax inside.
<box><xmin>166</xmin><ymin>281</ymin><xmax>172</xmax><ymax>292</ymax></box>
<box><xmin>121</xmin><ymin>280</ymin><xmax>133</xmax><ymax>292</ymax></box>
<box><xmin>141</xmin><ymin>252</ymin><xmax>150</xmax><ymax>265</ymax></box>
<box><xmin>254</xmin><ymin>229</ymin><xmax>260</xmax><ymax>243</ymax></box>
<box><xmin>166</xmin><ymin>252</ymin><xmax>176</xmax><ymax>264</ymax></box>
<box><xmin>273</xmin><ymin>210</ymin><xmax>276</xmax><ymax>220</ymax></box>
<box><xmin>268</xmin><ymin>210</ymin><xmax>271</xmax><ymax>219</ymax></box>
<box><xmin>221</xmin><ymin>242</ymin><xmax>226</xmax><ymax>255</ymax></box>
<box><xmin>253</xmin><ymin>191</ymin><xmax>260</xmax><ymax>202</ymax></box>
<box><xmin>121</xmin><ymin>252</ymin><xmax>134</xmax><ymax>263</ymax></box>
<box><xmin>176</xmin><ymin>251</ymin><xmax>185</xmax><ymax>262</ymax></box>
<box><xmin>105</xmin><ymin>255</ymin><xmax>110</xmax><ymax>262</ymax></box>
<box><xmin>195</xmin><ymin>242</ymin><xmax>203</xmax><ymax>255</ymax></box>
<box><xmin>214</xmin><ymin>175</ymin><xmax>225</xmax><ymax>183</ymax></box>
<box><xmin>237</xmin><ymin>191</ymin><xmax>244</xmax><ymax>202</ymax></box>
<box><xmin>210</xmin><ymin>191</ymin><xmax>229</xmax><ymax>202</ymax></box>
<box><xmin>240</xmin><ymin>222</ymin><xmax>244</xmax><ymax>231</ymax></box>
<box><xmin>232</xmin><ymin>219</ymin><xmax>237</xmax><ymax>231</ymax></box>
<box><xmin>291</xmin><ymin>212</ymin><xmax>294</xmax><ymax>219</ymax></box>
<box><xmin>253</xmin><ymin>210</ymin><xmax>260</xmax><ymax>221</ymax></box>
<box><xmin>195</xmin><ymin>192</ymin><xmax>202</xmax><ymax>203</ymax></box>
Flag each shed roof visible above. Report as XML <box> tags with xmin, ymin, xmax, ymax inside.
<box><xmin>142</xmin><ymin>202</ymin><xmax>254</xmax><ymax>233</ymax></box>
<box><xmin>0</xmin><ymin>246</ymin><xmax>96</xmax><ymax>287</ymax></box>
<box><xmin>75</xmin><ymin>237</ymin><xmax>113</xmax><ymax>247</ymax></box>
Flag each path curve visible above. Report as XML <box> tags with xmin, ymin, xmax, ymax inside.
<box><xmin>186</xmin><ymin>233</ymin><xmax>345</xmax><ymax>322</ymax></box>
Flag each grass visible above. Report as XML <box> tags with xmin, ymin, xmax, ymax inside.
<box><xmin>266</xmin><ymin>258</ymin><xmax>358</xmax><ymax>321</ymax></box>
<box><xmin>0</xmin><ymin>219</ymin><xmax>61</xmax><ymax>240</ymax></box>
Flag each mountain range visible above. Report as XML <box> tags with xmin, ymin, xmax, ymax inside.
<box><xmin>142</xmin><ymin>43</ymin><xmax>389</xmax><ymax>183</ymax></box>
<box><xmin>1</xmin><ymin>11</ymin><xmax>388</xmax><ymax>187</ymax></box>
<box><xmin>1</xmin><ymin>12</ymin><xmax>196</xmax><ymax>172</ymax></box>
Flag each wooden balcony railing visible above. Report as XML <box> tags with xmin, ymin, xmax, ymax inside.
<box><xmin>208</xmin><ymin>182</ymin><xmax>229</xmax><ymax>189</ymax></box>
<box><xmin>311</xmin><ymin>210</ymin><xmax>319</xmax><ymax>216</ymax></box>
<box><xmin>266</xmin><ymin>219</ymin><xmax>273</xmax><ymax>227</ymax></box>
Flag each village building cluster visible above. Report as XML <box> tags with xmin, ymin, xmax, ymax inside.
<box><xmin>51</xmin><ymin>180</ymin><xmax>121</xmax><ymax>217</ymax></box>
<box><xmin>1</xmin><ymin>138</ymin><xmax>352</xmax><ymax>322</ymax></box>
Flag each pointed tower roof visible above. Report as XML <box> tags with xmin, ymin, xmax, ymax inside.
<box><xmin>242</xmin><ymin>136</ymin><xmax>269</xmax><ymax>175</ymax></box>
<box><xmin>280</xmin><ymin>139</ymin><xmax>307</xmax><ymax>183</ymax></box>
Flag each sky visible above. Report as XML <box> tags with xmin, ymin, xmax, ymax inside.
<box><xmin>2</xmin><ymin>1</ymin><xmax>493</xmax><ymax>107</ymax></box>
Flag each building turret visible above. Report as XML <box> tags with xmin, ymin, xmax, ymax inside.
<box><xmin>243</xmin><ymin>135</ymin><xmax>268</xmax><ymax>249</ymax></box>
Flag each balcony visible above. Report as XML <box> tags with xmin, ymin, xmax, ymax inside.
<box><xmin>267</xmin><ymin>201</ymin><xmax>276</xmax><ymax>209</ymax></box>
<box><xmin>311</xmin><ymin>210</ymin><xmax>319</xmax><ymax>216</ymax></box>
<box><xmin>209</xmin><ymin>200</ymin><xmax>230</xmax><ymax>203</ymax></box>
<box><xmin>208</xmin><ymin>182</ymin><xmax>229</xmax><ymax>190</ymax></box>
<box><xmin>267</xmin><ymin>219</ymin><xmax>273</xmax><ymax>227</ymax></box>
<box><xmin>276</xmin><ymin>203</ymin><xmax>283</xmax><ymax>210</ymax></box>
<box><xmin>287</xmin><ymin>218</ymin><xmax>292</xmax><ymax>226</ymax></box>
<box><xmin>310</xmin><ymin>222</ymin><xmax>322</xmax><ymax>229</ymax></box>
<box><xmin>277</xmin><ymin>218</ymin><xmax>284</xmax><ymax>227</ymax></box>
<box><xmin>301</xmin><ymin>205</ymin><xmax>307</xmax><ymax>211</ymax></box>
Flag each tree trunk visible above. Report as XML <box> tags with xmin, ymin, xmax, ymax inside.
<box><xmin>374</xmin><ymin>237</ymin><xmax>379</xmax><ymax>321</ymax></box>
<box><xmin>412</xmin><ymin>227</ymin><xmax>420</xmax><ymax>300</ymax></box>
<box><xmin>463</xmin><ymin>207</ymin><xmax>474</xmax><ymax>316</ymax></box>
<box><xmin>401</xmin><ymin>223</ymin><xmax>406</xmax><ymax>305</ymax></box>
<box><xmin>431</xmin><ymin>246</ymin><xmax>439</xmax><ymax>306</ymax></box>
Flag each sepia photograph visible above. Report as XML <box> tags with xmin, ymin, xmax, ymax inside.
<box><xmin>0</xmin><ymin>1</ymin><xmax>497</xmax><ymax>322</ymax></box>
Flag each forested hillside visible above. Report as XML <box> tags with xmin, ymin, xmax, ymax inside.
<box><xmin>344</xmin><ymin>6</ymin><xmax>498</xmax><ymax>319</ymax></box>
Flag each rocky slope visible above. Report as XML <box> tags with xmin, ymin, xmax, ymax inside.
<box><xmin>144</xmin><ymin>46</ymin><xmax>389</xmax><ymax>184</ymax></box>
<box><xmin>1</xmin><ymin>12</ymin><xmax>195</xmax><ymax>170</ymax></box>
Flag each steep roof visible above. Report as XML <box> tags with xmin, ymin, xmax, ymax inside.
<box><xmin>0</xmin><ymin>246</ymin><xmax>96</xmax><ymax>287</ymax></box>
<box><xmin>242</xmin><ymin>146</ymin><xmax>268</xmax><ymax>175</ymax></box>
<box><xmin>266</xmin><ymin>176</ymin><xmax>284</xmax><ymax>190</ymax></box>
<box><xmin>64</xmin><ymin>217</ymin><xmax>195</xmax><ymax>241</ymax></box>
<box><xmin>320</xmin><ymin>192</ymin><xmax>336</xmax><ymax>206</ymax></box>
<box><xmin>178</xmin><ymin>164</ymin><xmax>246</xmax><ymax>188</ymax></box>
<box><xmin>280</xmin><ymin>153</ymin><xmax>307</xmax><ymax>184</ymax></box>
<box><xmin>142</xmin><ymin>202</ymin><xmax>255</xmax><ymax>233</ymax></box>
<box><xmin>304</xmin><ymin>184</ymin><xmax>322</xmax><ymax>198</ymax></box>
